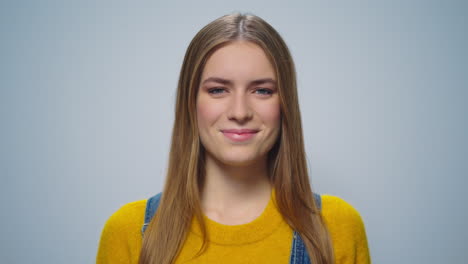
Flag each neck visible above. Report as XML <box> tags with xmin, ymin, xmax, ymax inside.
<box><xmin>200</xmin><ymin>153</ymin><xmax>272</xmax><ymax>213</ymax></box>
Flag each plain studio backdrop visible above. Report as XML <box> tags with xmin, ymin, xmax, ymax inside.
<box><xmin>1</xmin><ymin>0</ymin><xmax>466</xmax><ymax>263</ymax></box>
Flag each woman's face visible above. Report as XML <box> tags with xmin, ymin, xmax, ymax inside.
<box><xmin>196</xmin><ymin>41</ymin><xmax>281</xmax><ymax>167</ymax></box>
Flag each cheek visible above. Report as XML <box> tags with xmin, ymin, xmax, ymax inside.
<box><xmin>196</xmin><ymin>101</ymin><xmax>222</xmax><ymax>129</ymax></box>
<box><xmin>257</xmin><ymin>101</ymin><xmax>281</xmax><ymax>127</ymax></box>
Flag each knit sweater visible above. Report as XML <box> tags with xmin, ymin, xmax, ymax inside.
<box><xmin>96</xmin><ymin>190</ymin><xmax>370</xmax><ymax>263</ymax></box>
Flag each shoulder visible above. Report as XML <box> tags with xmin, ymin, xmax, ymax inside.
<box><xmin>321</xmin><ymin>195</ymin><xmax>363</xmax><ymax>225</ymax></box>
<box><xmin>102</xmin><ymin>199</ymin><xmax>147</xmax><ymax>233</ymax></box>
<box><xmin>320</xmin><ymin>194</ymin><xmax>366</xmax><ymax>236</ymax></box>
<box><xmin>320</xmin><ymin>195</ymin><xmax>371</xmax><ymax>263</ymax></box>
<box><xmin>99</xmin><ymin>199</ymin><xmax>147</xmax><ymax>243</ymax></box>
<box><xmin>96</xmin><ymin>199</ymin><xmax>147</xmax><ymax>263</ymax></box>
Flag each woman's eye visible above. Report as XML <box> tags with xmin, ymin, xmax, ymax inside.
<box><xmin>255</xmin><ymin>88</ymin><xmax>273</xmax><ymax>95</ymax></box>
<box><xmin>208</xmin><ymin>88</ymin><xmax>226</xmax><ymax>94</ymax></box>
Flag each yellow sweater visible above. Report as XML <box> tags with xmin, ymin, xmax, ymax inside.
<box><xmin>96</xmin><ymin>191</ymin><xmax>370</xmax><ymax>263</ymax></box>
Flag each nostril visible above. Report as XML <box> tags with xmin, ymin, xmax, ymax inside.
<box><xmin>227</xmin><ymin>107</ymin><xmax>253</xmax><ymax>121</ymax></box>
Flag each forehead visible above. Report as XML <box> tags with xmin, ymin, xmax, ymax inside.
<box><xmin>201</xmin><ymin>41</ymin><xmax>276</xmax><ymax>82</ymax></box>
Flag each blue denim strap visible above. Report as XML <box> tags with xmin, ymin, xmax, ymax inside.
<box><xmin>313</xmin><ymin>192</ymin><xmax>322</xmax><ymax>211</ymax></box>
<box><xmin>141</xmin><ymin>192</ymin><xmax>162</xmax><ymax>235</ymax></box>
<box><xmin>289</xmin><ymin>193</ymin><xmax>321</xmax><ymax>264</ymax></box>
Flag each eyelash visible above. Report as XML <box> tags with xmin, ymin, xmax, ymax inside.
<box><xmin>255</xmin><ymin>88</ymin><xmax>274</xmax><ymax>95</ymax></box>
<box><xmin>208</xmin><ymin>87</ymin><xmax>274</xmax><ymax>95</ymax></box>
<box><xmin>207</xmin><ymin>88</ymin><xmax>225</xmax><ymax>94</ymax></box>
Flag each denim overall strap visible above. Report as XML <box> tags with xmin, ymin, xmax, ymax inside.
<box><xmin>141</xmin><ymin>192</ymin><xmax>162</xmax><ymax>235</ymax></box>
<box><xmin>289</xmin><ymin>192</ymin><xmax>322</xmax><ymax>264</ymax></box>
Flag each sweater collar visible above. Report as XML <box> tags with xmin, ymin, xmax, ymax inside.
<box><xmin>190</xmin><ymin>188</ymin><xmax>284</xmax><ymax>245</ymax></box>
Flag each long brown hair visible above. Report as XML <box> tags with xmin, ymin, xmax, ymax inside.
<box><xmin>139</xmin><ymin>12</ymin><xmax>334</xmax><ymax>264</ymax></box>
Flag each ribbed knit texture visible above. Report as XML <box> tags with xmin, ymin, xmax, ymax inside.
<box><xmin>97</xmin><ymin>190</ymin><xmax>371</xmax><ymax>263</ymax></box>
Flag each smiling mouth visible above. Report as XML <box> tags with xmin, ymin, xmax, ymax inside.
<box><xmin>221</xmin><ymin>129</ymin><xmax>259</xmax><ymax>142</ymax></box>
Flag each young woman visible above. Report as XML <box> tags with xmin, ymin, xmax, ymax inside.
<box><xmin>97</xmin><ymin>13</ymin><xmax>370</xmax><ymax>264</ymax></box>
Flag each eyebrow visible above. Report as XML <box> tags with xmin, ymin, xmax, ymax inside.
<box><xmin>201</xmin><ymin>77</ymin><xmax>277</xmax><ymax>86</ymax></box>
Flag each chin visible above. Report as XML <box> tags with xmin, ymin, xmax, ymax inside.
<box><xmin>217</xmin><ymin>152</ymin><xmax>261</xmax><ymax>167</ymax></box>
<box><xmin>220</xmin><ymin>159</ymin><xmax>257</xmax><ymax>167</ymax></box>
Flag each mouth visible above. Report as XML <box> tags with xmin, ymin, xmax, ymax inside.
<box><xmin>220</xmin><ymin>129</ymin><xmax>259</xmax><ymax>142</ymax></box>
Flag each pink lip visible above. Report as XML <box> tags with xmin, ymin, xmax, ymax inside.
<box><xmin>221</xmin><ymin>129</ymin><xmax>259</xmax><ymax>142</ymax></box>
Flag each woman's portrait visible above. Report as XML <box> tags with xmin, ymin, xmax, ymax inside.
<box><xmin>2</xmin><ymin>1</ymin><xmax>465</xmax><ymax>264</ymax></box>
<box><xmin>96</xmin><ymin>13</ymin><xmax>369</xmax><ymax>264</ymax></box>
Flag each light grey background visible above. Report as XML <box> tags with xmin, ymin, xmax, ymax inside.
<box><xmin>1</xmin><ymin>0</ymin><xmax>466</xmax><ymax>263</ymax></box>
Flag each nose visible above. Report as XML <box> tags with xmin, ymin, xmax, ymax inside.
<box><xmin>226</xmin><ymin>92</ymin><xmax>253</xmax><ymax>123</ymax></box>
